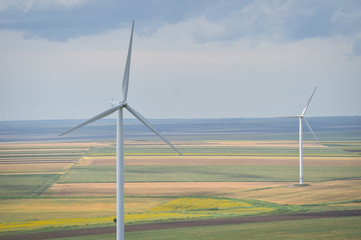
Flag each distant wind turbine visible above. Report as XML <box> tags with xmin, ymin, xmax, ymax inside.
<box><xmin>59</xmin><ymin>20</ymin><xmax>182</xmax><ymax>240</ymax></box>
<box><xmin>278</xmin><ymin>87</ymin><xmax>319</xmax><ymax>185</ymax></box>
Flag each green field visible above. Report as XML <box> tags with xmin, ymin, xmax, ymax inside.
<box><xmin>54</xmin><ymin>216</ymin><xmax>361</xmax><ymax>240</ymax></box>
<box><xmin>58</xmin><ymin>165</ymin><xmax>361</xmax><ymax>183</ymax></box>
<box><xmin>0</xmin><ymin>174</ymin><xmax>61</xmax><ymax>198</ymax></box>
<box><xmin>60</xmin><ymin>166</ymin><xmax>115</xmax><ymax>183</ymax></box>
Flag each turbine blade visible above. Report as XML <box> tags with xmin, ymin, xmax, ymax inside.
<box><xmin>303</xmin><ymin>118</ymin><xmax>319</xmax><ymax>143</ymax></box>
<box><xmin>301</xmin><ymin>86</ymin><xmax>317</xmax><ymax>116</ymax></box>
<box><xmin>125</xmin><ymin>104</ymin><xmax>182</xmax><ymax>155</ymax></box>
<box><xmin>122</xmin><ymin>20</ymin><xmax>134</xmax><ymax>102</ymax></box>
<box><xmin>59</xmin><ymin>103</ymin><xmax>124</xmax><ymax>136</ymax></box>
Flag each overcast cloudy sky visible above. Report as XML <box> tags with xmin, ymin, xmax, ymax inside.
<box><xmin>1</xmin><ymin>0</ymin><xmax>360</xmax><ymax>120</ymax></box>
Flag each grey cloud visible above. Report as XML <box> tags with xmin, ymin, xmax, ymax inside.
<box><xmin>352</xmin><ymin>39</ymin><xmax>361</xmax><ymax>56</ymax></box>
<box><xmin>0</xmin><ymin>0</ymin><xmax>214</xmax><ymax>41</ymax></box>
<box><xmin>0</xmin><ymin>0</ymin><xmax>360</xmax><ymax>42</ymax></box>
<box><xmin>193</xmin><ymin>0</ymin><xmax>361</xmax><ymax>43</ymax></box>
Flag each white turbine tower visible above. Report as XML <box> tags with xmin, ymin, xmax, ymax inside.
<box><xmin>280</xmin><ymin>87</ymin><xmax>318</xmax><ymax>185</ymax></box>
<box><xmin>60</xmin><ymin>20</ymin><xmax>182</xmax><ymax>240</ymax></box>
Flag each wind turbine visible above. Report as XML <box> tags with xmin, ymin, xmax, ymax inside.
<box><xmin>279</xmin><ymin>87</ymin><xmax>318</xmax><ymax>185</ymax></box>
<box><xmin>59</xmin><ymin>20</ymin><xmax>182</xmax><ymax>240</ymax></box>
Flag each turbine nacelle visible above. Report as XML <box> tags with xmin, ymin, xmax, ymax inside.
<box><xmin>110</xmin><ymin>99</ymin><xmax>121</xmax><ymax>106</ymax></box>
<box><xmin>110</xmin><ymin>99</ymin><xmax>127</xmax><ymax>107</ymax></box>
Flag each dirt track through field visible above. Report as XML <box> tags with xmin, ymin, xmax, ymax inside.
<box><xmin>1</xmin><ymin>210</ymin><xmax>361</xmax><ymax>240</ymax></box>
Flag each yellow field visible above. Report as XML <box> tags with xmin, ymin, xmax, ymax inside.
<box><xmin>0</xmin><ymin>198</ymin><xmax>115</xmax><ymax>222</ymax></box>
<box><xmin>0</xmin><ymin>197</ymin><xmax>274</xmax><ymax>232</ymax></box>
<box><xmin>150</xmin><ymin>198</ymin><xmax>252</xmax><ymax>212</ymax></box>
<box><xmin>0</xmin><ymin>216</ymin><xmax>115</xmax><ymax>232</ymax></box>
<box><xmin>0</xmin><ymin>197</ymin><xmax>177</xmax><ymax>224</ymax></box>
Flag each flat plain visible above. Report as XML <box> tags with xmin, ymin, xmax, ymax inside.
<box><xmin>0</xmin><ymin>117</ymin><xmax>360</xmax><ymax>239</ymax></box>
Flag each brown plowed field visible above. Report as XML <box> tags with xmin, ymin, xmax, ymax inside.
<box><xmin>0</xmin><ymin>163</ymin><xmax>73</xmax><ymax>173</ymax></box>
<box><xmin>44</xmin><ymin>183</ymin><xmax>116</xmax><ymax>197</ymax></box>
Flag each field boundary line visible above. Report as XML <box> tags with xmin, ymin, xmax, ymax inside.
<box><xmin>55</xmin><ymin>146</ymin><xmax>94</xmax><ymax>184</ymax></box>
<box><xmin>39</xmin><ymin>146</ymin><xmax>95</xmax><ymax>196</ymax></box>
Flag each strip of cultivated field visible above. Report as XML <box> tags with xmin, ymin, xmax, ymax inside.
<box><xmin>78</xmin><ymin>155</ymin><xmax>361</xmax><ymax>166</ymax></box>
<box><xmin>226</xmin><ymin>179</ymin><xmax>361</xmax><ymax>205</ymax></box>
<box><xmin>44</xmin><ymin>182</ymin><xmax>287</xmax><ymax>197</ymax></box>
<box><xmin>57</xmin><ymin>165</ymin><xmax>361</xmax><ymax>183</ymax></box>
<box><xmin>44</xmin><ymin>180</ymin><xmax>361</xmax><ymax>206</ymax></box>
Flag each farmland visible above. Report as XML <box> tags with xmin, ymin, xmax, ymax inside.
<box><xmin>57</xmin><ymin>216</ymin><xmax>361</xmax><ymax>240</ymax></box>
<box><xmin>0</xmin><ymin>117</ymin><xmax>361</xmax><ymax>238</ymax></box>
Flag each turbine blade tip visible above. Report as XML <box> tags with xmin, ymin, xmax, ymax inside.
<box><xmin>59</xmin><ymin>132</ymin><xmax>67</xmax><ymax>137</ymax></box>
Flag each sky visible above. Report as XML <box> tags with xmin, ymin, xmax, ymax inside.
<box><xmin>1</xmin><ymin>0</ymin><xmax>361</xmax><ymax>120</ymax></box>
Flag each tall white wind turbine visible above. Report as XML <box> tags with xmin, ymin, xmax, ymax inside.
<box><xmin>60</xmin><ymin>21</ymin><xmax>182</xmax><ymax>240</ymax></box>
<box><xmin>279</xmin><ymin>87</ymin><xmax>318</xmax><ymax>185</ymax></box>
